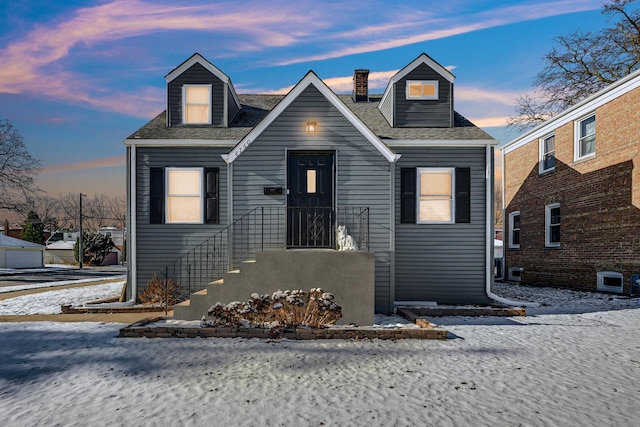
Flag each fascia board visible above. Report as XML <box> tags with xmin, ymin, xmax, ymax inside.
<box><xmin>392</xmin><ymin>53</ymin><xmax>456</xmax><ymax>85</ymax></box>
<box><xmin>123</xmin><ymin>138</ymin><xmax>237</xmax><ymax>147</ymax></box>
<box><xmin>226</xmin><ymin>72</ymin><xmax>398</xmax><ymax>163</ymax></box>
<box><xmin>165</xmin><ymin>53</ymin><xmax>230</xmax><ymax>84</ymax></box>
<box><xmin>386</xmin><ymin>139</ymin><xmax>497</xmax><ymax>147</ymax></box>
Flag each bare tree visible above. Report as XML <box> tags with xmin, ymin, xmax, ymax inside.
<box><xmin>508</xmin><ymin>0</ymin><xmax>640</xmax><ymax>130</ymax></box>
<box><xmin>0</xmin><ymin>119</ymin><xmax>41</xmax><ymax>213</ymax></box>
<box><xmin>33</xmin><ymin>193</ymin><xmax>126</xmax><ymax>231</ymax></box>
<box><xmin>494</xmin><ymin>179</ymin><xmax>503</xmax><ymax>227</ymax></box>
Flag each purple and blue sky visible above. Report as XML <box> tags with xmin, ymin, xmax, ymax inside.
<box><xmin>0</xmin><ymin>0</ymin><xmax>609</xmax><ymax>198</ymax></box>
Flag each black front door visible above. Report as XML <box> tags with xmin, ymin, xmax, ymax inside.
<box><xmin>287</xmin><ymin>152</ymin><xmax>334</xmax><ymax>248</ymax></box>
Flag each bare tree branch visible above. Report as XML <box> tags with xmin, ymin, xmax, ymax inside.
<box><xmin>509</xmin><ymin>0</ymin><xmax>640</xmax><ymax>128</ymax></box>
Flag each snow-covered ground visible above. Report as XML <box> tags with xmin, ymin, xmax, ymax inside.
<box><xmin>1</xmin><ymin>282</ymin><xmax>639</xmax><ymax>426</ymax></box>
<box><xmin>0</xmin><ymin>281</ymin><xmax>125</xmax><ymax>315</ymax></box>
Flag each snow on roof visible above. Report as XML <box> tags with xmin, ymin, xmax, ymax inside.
<box><xmin>0</xmin><ymin>234</ymin><xmax>45</xmax><ymax>249</ymax></box>
<box><xmin>45</xmin><ymin>241</ymin><xmax>75</xmax><ymax>250</ymax></box>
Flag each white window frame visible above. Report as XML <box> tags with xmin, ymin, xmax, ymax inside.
<box><xmin>539</xmin><ymin>133</ymin><xmax>556</xmax><ymax>174</ymax></box>
<box><xmin>406</xmin><ymin>80</ymin><xmax>439</xmax><ymax>100</ymax></box>
<box><xmin>182</xmin><ymin>84</ymin><xmax>212</xmax><ymax>125</ymax></box>
<box><xmin>416</xmin><ymin>167</ymin><xmax>454</xmax><ymax>224</ymax></box>
<box><xmin>508</xmin><ymin>211</ymin><xmax>521</xmax><ymax>249</ymax></box>
<box><xmin>166</xmin><ymin>167</ymin><xmax>203</xmax><ymax>224</ymax></box>
<box><xmin>545</xmin><ymin>203</ymin><xmax>561</xmax><ymax>247</ymax></box>
<box><xmin>574</xmin><ymin>113</ymin><xmax>596</xmax><ymax>161</ymax></box>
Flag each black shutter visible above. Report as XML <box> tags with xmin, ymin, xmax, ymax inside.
<box><xmin>455</xmin><ymin>167</ymin><xmax>471</xmax><ymax>223</ymax></box>
<box><xmin>205</xmin><ymin>168</ymin><xmax>219</xmax><ymax>224</ymax></box>
<box><xmin>400</xmin><ymin>168</ymin><xmax>417</xmax><ymax>224</ymax></box>
<box><xmin>150</xmin><ymin>167</ymin><xmax>165</xmax><ymax>224</ymax></box>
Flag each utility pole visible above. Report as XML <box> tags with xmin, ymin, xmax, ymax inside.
<box><xmin>79</xmin><ymin>193</ymin><xmax>86</xmax><ymax>269</ymax></box>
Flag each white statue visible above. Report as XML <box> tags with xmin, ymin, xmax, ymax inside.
<box><xmin>336</xmin><ymin>225</ymin><xmax>358</xmax><ymax>251</ymax></box>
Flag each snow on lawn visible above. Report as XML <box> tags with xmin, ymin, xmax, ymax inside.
<box><xmin>1</xmin><ymin>283</ymin><xmax>640</xmax><ymax>426</ymax></box>
<box><xmin>0</xmin><ymin>281</ymin><xmax>125</xmax><ymax>315</ymax></box>
<box><xmin>0</xmin><ymin>275</ymin><xmax>126</xmax><ymax>294</ymax></box>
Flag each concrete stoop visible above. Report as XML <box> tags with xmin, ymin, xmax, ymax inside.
<box><xmin>172</xmin><ymin>249</ymin><xmax>376</xmax><ymax>326</ymax></box>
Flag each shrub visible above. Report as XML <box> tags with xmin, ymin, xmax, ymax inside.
<box><xmin>73</xmin><ymin>231</ymin><xmax>115</xmax><ymax>265</ymax></box>
<box><xmin>202</xmin><ymin>288</ymin><xmax>341</xmax><ymax>328</ymax></box>
<box><xmin>139</xmin><ymin>273</ymin><xmax>179</xmax><ymax>306</ymax></box>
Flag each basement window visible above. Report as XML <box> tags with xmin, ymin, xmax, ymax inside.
<box><xmin>597</xmin><ymin>271</ymin><xmax>623</xmax><ymax>293</ymax></box>
<box><xmin>508</xmin><ymin>267</ymin><xmax>523</xmax><ymax>282</ymax></box>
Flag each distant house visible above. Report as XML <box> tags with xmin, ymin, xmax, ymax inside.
<box><xmin>501</xmin><ymin>69</ymin><xmax>640</xmax><ymax>293</ymax></box>
<box><xmin>0</xmin><ymin>234</ymin><xmax>45</xmax><ymax>269</ymax></box>
<box><xmin>124</xmin><ymin>53</ymin><xmax>498</xmax><ymax>324</ymax></box>
<box><xmin>45</xmin><ymin>230</ymin><xmax>79</xmax><ymax>246</ymax></box>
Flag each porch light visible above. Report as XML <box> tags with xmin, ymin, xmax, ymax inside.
<box><xmin>306</xmin><ymin>121</ymin><xmax>317</xmax><ymax>134</ymax></box>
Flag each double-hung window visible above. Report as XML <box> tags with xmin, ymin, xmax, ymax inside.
<box><xmin>417</xmin><ymin>168</ymin><xmax>454</xmax><ymax>223</ymax></box>
<box><xmin>545</xmin><ymin>203</ymin><xmax>560</xmax><ymax>247</ymax></box>
<box><xmin>406</xmin><ymin>80</ymin><xmax>439</xmax><ymax>100</ymax></box>
<box><xmin>539</xmin><ymin>134</ymin><xmax>555</xmax><ymax>173</ymax></box>
<box><xmin>575</xmin><ymin>114</ymin><xmax>595</xmax><ymax>161</ymax></box>
<box><xmin>508</xmin><ymin>211</ymin><xmax>520</xmax><ymax>249</ymax></box>
<box><xmin>183</xmin><ymin>84</ymin><xmax>212</xmax><ymax>124</ymax></box>
<box><xmin>150</xmin><ymin>167</ymin><xmax>219</xmax><ymax>224</ymax></box>
<box><xmin>167</xmin><ymin>168</ymin><xmax>203</xmax><ymax>223</ymax></box>
<box><xmin>400</xmin><ymin>167</ymin><xmax>470</xmax><ymax>224</ymax></box>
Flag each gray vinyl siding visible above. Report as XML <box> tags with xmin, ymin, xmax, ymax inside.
<box><xmin>167</xmin><ymin>63</ymin><xmax>225</xmax><ymax>127</ymax></box>
<box><xmin>378</xmin><ymin>90</ymin><xmax>394</xmax><ymax>126</ymax></box>
<box><xmin>232</xmin><ymin>85</ymin><xmax>393</xmax><ymax>311</ymax></box>
<box><xmin>395</xmin><ymin>147</ymin><xmax>490</xmax><ymax>304</ymax></box>
<box><xmin>227</xmin><ymin>86</ymin><xmax>241</xmax><ymax>125</ymax></box>
<box><xmin>394</xmin><ymin>63</ymin><xmax>453</xmax><ymax>128</ymax></box>
<box><xmin>134</xmin><ymin>146</ymin><xmax>229</xmax><ymax>294</ymax></box>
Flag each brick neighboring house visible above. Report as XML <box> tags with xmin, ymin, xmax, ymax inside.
<box><xmin>501</xmin><ymin>69</ymin><xmax>640</xmax><ymax>294</ymax></box>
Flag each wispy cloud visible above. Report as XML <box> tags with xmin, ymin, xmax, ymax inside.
<box><xmin>276</xmin><ymin>0</ymin><xmax>602</xmax><ymax>65</ymax></box>
<box><xmin>0</xmin><ymin>0</ymin><xmax>322</xmax><ymax>116</ymax></box>
<box><xmin>41</xmin><ymin>156</ymin><xmax>126</xmax><ymax>174</ymax></box>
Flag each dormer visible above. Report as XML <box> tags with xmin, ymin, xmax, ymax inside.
<box><xmin>165</xmin><ymin>53</ymin><xmax>241</xmax><ymax>127</ymax></box>
<box><xmin>378</xmin><ymin>53</ymin><xmax>455</xmax><ymax>128</ymax></box>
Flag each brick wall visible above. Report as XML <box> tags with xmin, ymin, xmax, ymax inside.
<box><xmin>504</xmin><ymin>86</ymin><xmax>640</xmax><ymax>292</ymax></box>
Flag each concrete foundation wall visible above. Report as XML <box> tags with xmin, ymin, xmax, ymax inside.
<box><xmin>175</xmin><ymin>249</ymin><xmax>376</xmax><ymax>326</ymax></box>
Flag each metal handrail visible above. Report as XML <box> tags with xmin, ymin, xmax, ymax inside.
<box><xmin>159</xmin><ymin>206</ymin><xmax>369</xmax><ymax>302</ymax></box>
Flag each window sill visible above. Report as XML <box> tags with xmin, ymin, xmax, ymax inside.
<box><xmin>545</xmin><ymin>244</ymin><xmax>561</xmax><ymax>249</ymax></box>
<box><xmin>538</xmin><ymin>168</ymin><xmax>555</xmax><ymax>176</ymax></box>
<box><xmin>572</xmin><ymin>153</ymin><xmax>596</xmax><ymax>165</ymax></box>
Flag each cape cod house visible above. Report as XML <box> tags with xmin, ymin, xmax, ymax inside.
<box><xmin>502</xmin><ymin>69</ymin><xmax>640</xmax><ymax>294</ymax></box>
<box><xmin>124</xmin><ymin>53</ymin><xmax>499</xmax><ymax>324</ymax></box>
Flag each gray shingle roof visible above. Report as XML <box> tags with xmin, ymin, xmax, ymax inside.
<box><xmin>126</xmin><ymin>94</ymin><xmax>494</xmax><ymax>142</ymax></box>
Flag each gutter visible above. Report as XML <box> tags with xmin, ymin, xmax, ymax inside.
<box><xmin>484</xmin><ymin>145</ymin><xmax>538</xmax><ymax>308</ymax></box>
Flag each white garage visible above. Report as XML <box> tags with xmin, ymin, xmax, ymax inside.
<box><xmin>0</xmin><ymin>234</ymin><xmax>45</xmax><ymax>269</ymax></box>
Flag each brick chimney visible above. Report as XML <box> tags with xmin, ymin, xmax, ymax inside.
<box><xmin>352</xmin><ymin>69</ymin><xmax>369</xmax><ymax>102</ymax></box>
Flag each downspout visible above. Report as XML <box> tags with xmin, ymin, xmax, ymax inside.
<box><xmin>389</xmin><ymin>161</ymin><xmax>396</xmax><ymax>313</ymax></box>
<box><xmin>222</xmin><ymin>155</ymin><xmax>233</xmax><ymax>271</ymax></box>
<box><xmin>485</xmin><ymin>145</ymin><xmax>538</xmax><ymax>307</ymax></box>
<box><xmin>129</xmin><ymin>143</ymin><xmax>137</xmax><ymax>302</ymax></box>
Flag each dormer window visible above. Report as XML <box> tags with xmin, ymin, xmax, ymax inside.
<box><xmin>406</xmin><ymin>80</ymin><xmax>439</xmax><ymax>100</ymax></box>
<box><xmin>183</xmin><ymin>84</ymin><xmax>211</xmax><ymax>124</ymax></box>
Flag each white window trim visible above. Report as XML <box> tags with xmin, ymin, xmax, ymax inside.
<box><xmin>508</xmin><ymin>211</ymin><xmax>520</xmax><ymax>249</ymax></box>
<box><xmin>539</xmin><ymin>133</ymin><xmax>555</xmax><ymax>174</ymax></box>
<box><xmin>573</xmin><ymin>113</ymin><xmax>596</xmax><ymax>162</ymax></box>
<box><xmin>545</xmin><ymin>203</ymin><xmax>561</xmax><ymax>248</ymax></box>
<box><xmin>166</xmin><ymin>167</ymin><xmax>204</xmax><ymax>224</ymax></box>
<box><xmin>416</xmin><ymin>167</ymin><xmax>455</xmax><ymax>224</ymax></box>
<box><xmin>182</xmin><ymin>84</ymin><xmax>212</xmax><ymax>125</ymax></box>
<box><xmin>406</xmin><ymin>80</ymin><xmax>439</xmax><ymax>100</ymax></box>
